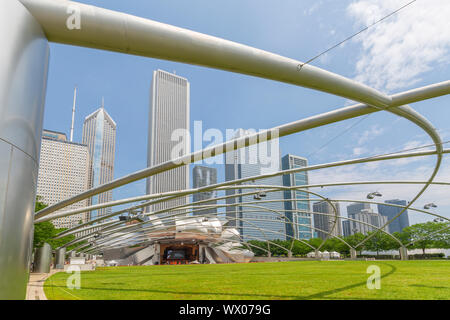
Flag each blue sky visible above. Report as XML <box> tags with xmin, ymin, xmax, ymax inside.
<box><xmin>43</xmin><ymin>0</ymin><xmax>450</xmax><ymax>224</ymax></box>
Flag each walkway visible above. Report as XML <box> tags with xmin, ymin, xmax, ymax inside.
<box><xmin>26</xmin><ymin>269</ymin><xmax>61</xmax><ymax>300</ymax></box>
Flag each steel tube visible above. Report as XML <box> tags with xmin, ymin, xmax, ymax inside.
<box><xmin>0</xmin><ymin>0</ymin><xmax>49</xmax><ymax>300</ymax></box>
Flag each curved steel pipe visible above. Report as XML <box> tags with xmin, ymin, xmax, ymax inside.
<box><xmin>19</xmin><ymin>0</ymin><xmax>391</xmax><ymax>108</ymax></box>
<box><xmin>35</xmin><ymin>81</ymin><xmax>450</xmax><ymax>219</ymax></box>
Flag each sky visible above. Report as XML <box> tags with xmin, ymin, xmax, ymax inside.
<box><xmin>42</xmin><ymin>0</ymin><xmax>450</xmax><ymax>224</ymax></box>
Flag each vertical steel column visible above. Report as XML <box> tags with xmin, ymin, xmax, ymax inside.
<box><xmin>399</xmin><ymin>246</ymin><xmax>409</xmax><ymax>261</ymax></box>
<box><xmin>33</xmin><ymin>243</ymin><xmax>52</xmax><ymax>273</ymax></box>
<box><xmin>0</xmin><ymin>0</ymin><xmax>49</xmax><ymax>299</ymax></box>
<box><xmin>55</xmin><ymin>248</ymin><xmax>66</xmax><ymax>269</ymax></box>
<box><xmin>350</xmin><ymin>248</ymin><xmax>357</xmax><ymax>260</ymax></box>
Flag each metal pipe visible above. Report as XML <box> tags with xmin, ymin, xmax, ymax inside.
<box><xmin>19</xmin><ymin>0</ymin><xmax>391</xmax><ymax>108</ymax></box>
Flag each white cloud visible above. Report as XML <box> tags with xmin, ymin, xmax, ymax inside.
<box><xmin>357</xmin><ymin>124</ymin><xmax>384</xmax><ymax>145</ymax></box>
<box><xmin>347</xmin><ymin>0</ymin><xmax>450</xmax><ymax>91</ymax></box>
<box><xmin>304</xmin><ymin>1</ymin><xmax>324</xmax><ymax>16</ymax></box>
<box><xmin>353</xmin><ymin>147</ymin><xmax>366</xmax><ymax>156</ymax></box>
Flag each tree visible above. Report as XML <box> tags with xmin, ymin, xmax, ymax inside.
<box><xmin>291</xmin><ymin>240</ymin><xmax>313</xmax><ymax>256</ymax></box>
<box><xmin>403</xmin><ymin>222</ymin><xmax>450</xmax><ymax>256</ymax></box>
<box><xmin>247</xmin><ymin>240</ymin><xmax>267</xmax><ymax>256</ymax></box>
<box><xmin>364</xmin><ymin>231</ymin><xmax>393</xmax><ymax>256</ymax></box>
<box><xmin>35</xmin><ymin>195</ymin><xmax>47</xmax><ymax>212</ymax></box>
<box><xmin>308</xmin><ymin>237</ymin><xmax>323</xmax><ymax>249</ymax></box>
<box><xmin>321</xmin><ymin>238</ymin><xmax>341</xmax><ymax>252</ymax></box>
<box><xmin>344</xmin><ymin>233</ymin><xmax>366</xmax><ymax>254</ymax></box>
<box><xmin>33</xmin><ymin>197</ymin><xmax>76</xmax><ymax>250</ymax></box>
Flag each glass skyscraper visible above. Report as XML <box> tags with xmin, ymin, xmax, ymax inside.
<box><xmin>281</xmin><ymin>154</ymin><xmax>313</xmax><ymax>240</ymax></box>
<box><xmin>225</xmin><ymin>129</ymin><xmax>286</xmax><ymax>241</ymax></box>
<box><xmin>192</xmin><ymin>165</ymin><xmax>217</xmax><ymax>216</ymax></box>
<box><xmin>82</xmin><ymin>105</ymin><xmax>116</xmax><ymax>221</ymax></box>
<box><xmin>377</xmin><ymin>199</ymin><xmax>410</xmax><ymax>233</ymax></box>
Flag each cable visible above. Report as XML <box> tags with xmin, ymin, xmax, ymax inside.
<box><xmin>298</xmin><ymin>0</ymin><xmax>417</xmax><ymax>69</ymax></box>
<box><xmin>306</xmin><ymin>114</ymin><xmax>371</xmax><ymax>158</ymax></box>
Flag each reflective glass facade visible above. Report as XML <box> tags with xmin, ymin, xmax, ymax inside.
<box><xmin>282</xmin><ymin>154</ymin><xmax>312</xmax><ymax>240</ymax></box>
<box><xmin>225</xmin><ymin>129</ymin><xmax>286</xmax><ymax>241</ymax></box>
<box><xmin>82</xmin><ymin>107</ymin><xmax>116</xmax><ymax>221</ymax></box>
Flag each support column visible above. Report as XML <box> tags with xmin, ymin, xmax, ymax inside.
<box><xmin>55</xmin><ymin>248</ymin><xmax>66</xmax><ymax>269</ymax></box>
<box><xmin>399</xmin><ymin>246</ymin><xmax>408</xmax><ymax>261</ymax></box>
<box><xmin>350</xmin><ymin>248</ymin><xmax>357</xmax><ymax>259</ymax></box>
<box><xmin>315</xmin><ymin>249</ymin><xmax>320</xmax><ymax>259</ymax></box>
<box><xmin>33</xmin><ymin>243</ymin><xmax>52</xmax><ymax>274</ymax></box>
<box><xmin>0</xmin><ymin>0</ymin><xmax>49</xmax><ymax>300</ymax></box>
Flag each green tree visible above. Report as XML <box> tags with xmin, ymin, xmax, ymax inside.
<box><xmin>321</xmin><ymin>237</ymin><xmax>341</xmax><ymax>252</ymax></box>
<box><xmin>308</xmin><ymin>237</ymin><xmax>323</xmax><ymax>249</ymax></box>
<box><xmin>33</xmin><ymin>197</ymin><xmax>76</xmax><ymax>250</ymax></box>
<box><xmin>364</xmin><ymin>231</ymin><xmax>393</xmax><ymax>256</ymax></box>
<box><xmin>344</xmin><ymin>233</ymin><xmax>366</xmax><ymax>254</ymax></box>
<box><xmin>403</xmin><ymin>222</ymin><xmax>450</xmax><ymax>256</ymax></box>
<box><xmin>247</xmin><ymin>240</ymin><xmax>267</xmax><ymax>256</ymax></box>
<box><xmin>291</xmin><ymin>240</ymin><xmax>313</xmax><ymax>256</ymax></box>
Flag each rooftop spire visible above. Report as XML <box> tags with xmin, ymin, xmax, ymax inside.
<box><xmin>70</xmin><ymin>86</ymin><xmax>77</xmax><ymax>142</ymax></box>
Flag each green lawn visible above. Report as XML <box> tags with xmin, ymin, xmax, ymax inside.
<box><xmin>44</xmin><ymin>261</ymin><xmax>450</xmax><ymax>300</ymax></box>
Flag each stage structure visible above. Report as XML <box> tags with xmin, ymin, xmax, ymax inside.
<box><xmin>0</xmin><ymin>0</ymin><xmax>449</xmax><ymax>299</ymax></box>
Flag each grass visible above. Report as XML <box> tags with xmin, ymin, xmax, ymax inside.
<box><xmin>44</xmin><ymin>260</ymin><xmax>450</xmax><ymax>300</ymax></box>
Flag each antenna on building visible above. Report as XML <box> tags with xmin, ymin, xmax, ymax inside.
<box><xmin>70</xmin><ymin>86</ymin><xmax>77</xmax><ymax>142</ymax></box>
<box><xmin>101</xmin><ymin>97</ymin><xmax>105</xmax><ymax>109</ymax></box>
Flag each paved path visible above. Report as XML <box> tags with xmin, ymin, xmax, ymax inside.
<box><xmin>26</xmin><ymin>269</ymin><xmax>61</xmax><ymax>300</ymax></box>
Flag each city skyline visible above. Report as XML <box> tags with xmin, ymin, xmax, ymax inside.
<box><xmin>2</xmin><ymin>0</ymin><xmax>449</xmax><ymax>302</ymax></box>
<box><xmin>41</xmin><ymin>0</ymin><xmax>450</xmax><ymax>226</ymax></box>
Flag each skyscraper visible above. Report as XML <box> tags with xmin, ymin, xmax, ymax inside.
<box><xmin>377</xmin><ymin>199</ymin><xmax>410</xmax><ymax>233</ymax></box>
<box><xmin>146</xmin><ymin>70</ymin><xmax>190</xmax><ymax>215</ymax></box>
<box><xmin>347</xmin><ymin>202</ymin><xmax>371</xmax><ymax>217</ymax></box>
<box><xmin>346</xmin><ymin>207</ymin><xmax>388</xmax><ymax>235</ymax></box>
<box><xmin>342</xmin><ymin>220</ymin><xmax>352</xmax><ymax>237</ymax></box>
<box><xmin>192</xmin><ymin>166</ymin><xmax>217</xmax><ymax>216</ymax></box>
<box><xmin>281</xmin><ymin>154</ymin><xmax>313</xmax><ymax>240</ymax></box>
<box><xmin>225</xmin><ymin>129</ymin><xmax>286</xmax><ymax>241</ymax></box>
<box><xmin>37</xmin><ymin>130</ymin><xmax>89</xmax><ymax>229</ymax></box>
<box><xmin>82</xmin><ymin>105</ymin><xmax>116</xmax><ymax>221</ymax></box>
<box><xmin>312</xmin><ymin>201</ymin><xmax>342</xmax><ymax>240</ymax></box>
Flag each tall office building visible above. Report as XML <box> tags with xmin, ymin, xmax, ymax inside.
<box><xmin>82</xmin><ymin>105</ymin><xmax>116</xmax><ymax>221</ymax></box>
<box><xmin>225</xmin><ymin>129</ymin><xmax>286</xmax><ymax>241</ymax></box>
<box><xmin>347</xmin><ymin>202</ymin><xmax>371</xmax><ymax>216</ymax></box>
<box><xmin>342</xmin><ymin>220</ymin><xmax>352</xmax><ymax>237</ymax></box>
<box><xmin>377</xmin><ymin>199</ymin><xmax>410</xmax><ymax>233</ymax></box>
<box><xmin>192</xmin><ymin>166</ymin><xmax>217</xmax><ymax>216</ymax></box>
<box><xmin>146</xmin><ymin>70</ymin><xmax>190</xmax><ymax>215</ymax></box>
<box><xmin>312</xmin><ymin>201</ymin><xmax>342</xmax><ymax>240</ymax></box>
<box><xmin>346</xmin><ymin>205</ymin><xmax>388</xmax><ymax>235</ymax></box>
<box><xmin>37</xmin><ymin>130</ymin><xmax>89</xmax><ymax>229</ymax></box>
<box><xmin>281</xmin><ymin>154</ymin><xmax>313</xmax><ymax>240</ymax></box>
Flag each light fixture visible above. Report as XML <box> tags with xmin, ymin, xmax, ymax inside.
<box><xmin>424</xmin><ymin>203</ymin><xmax>437</xmax><ymax>210</ymax></box>
<box><xmin>367</xmin><ymin>191</ymin><xmax>382</xmax><ymax>199</ymax></box>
